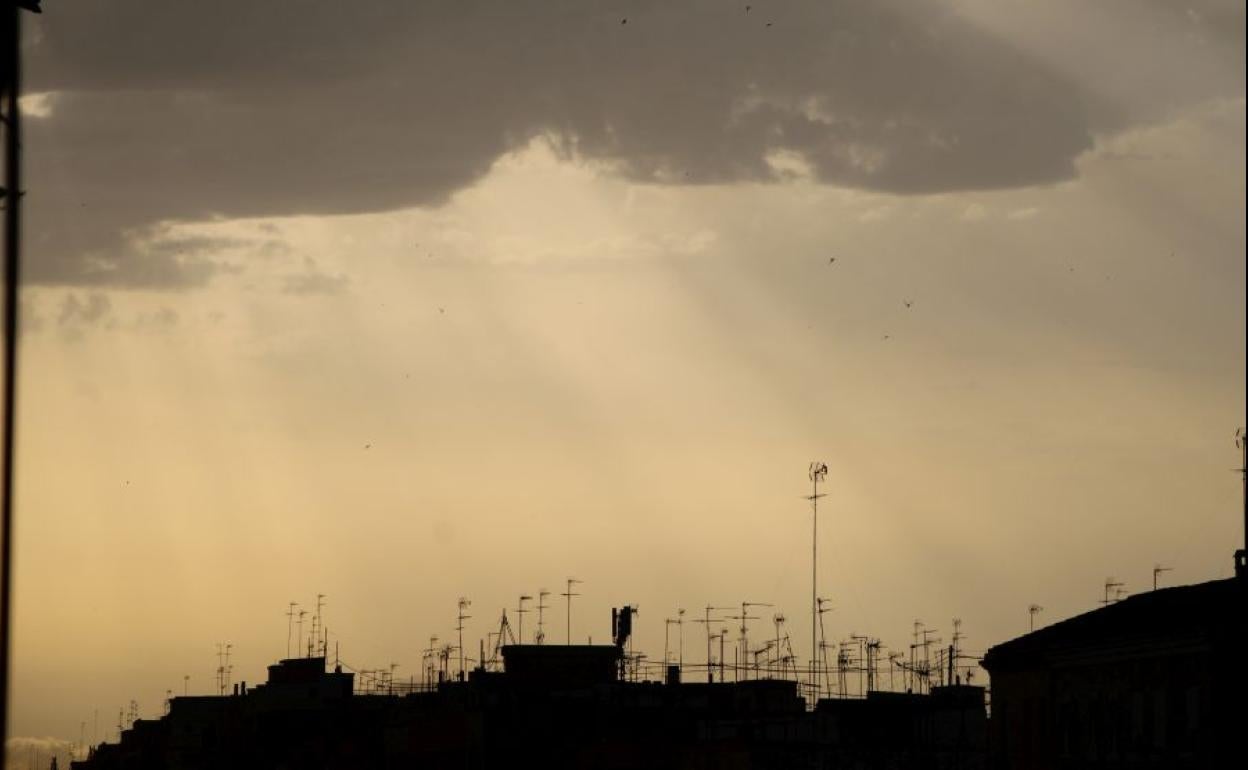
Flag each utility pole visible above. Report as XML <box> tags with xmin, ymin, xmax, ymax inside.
<box><xmin>561</xmin><ymin>578</ymin><xmax>581</xmax><ymax>645</ymax></box>
<box><xmin>807</xmin><ymin>461</ymin><xmax>828</xmax><ymax>694</ymax></box>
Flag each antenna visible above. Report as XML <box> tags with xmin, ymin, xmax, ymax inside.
<box><xmin>296</xmin><ymin>610</ymin><xmax>307</xmax><ymax>657</ymax></box>
<box><xmin>215</xmin><ymin>643</ymin><xmax>233</xmax><ymax>696</ymax></box>
<box><xmin>1152</xmin><ymin>564</ymin><xmax>1172</xmax><ymax>591</ymax></box>
<box><xmin>737</xmin><ymin>602</ymin><xmax>772</xmax><ymax>682</ymax></box>
<box><xmin>693</xmin><ymin>606</ymin><xmax>733</xmax><ymax>682</ymax></box>
<box><xmin>1028</xmin><ymin>604</ymin><xmax>1043</xmax><ymax>632</ymax></box>
<box><xmin>535</xmin><ymin>589</ymin><xmax>550</xmax><ymax>645</ymax></box>
<box><xmin>675</xmin><ymin>608</ymin><xmax>686</xmax><ymax>672</ymax></box>
<box><xmin>772</xmin><ymin>613</ymin><xmax>786</xmax><ymax>680</ymax></box>
<box><xmin>312</xmin><ymin>594</ymin><xmax>325</xmax><ymax>657</ymax></box>
<box><xmin>807</xmin><ymin>460</ymin><xmax>828</xmax><ymax>692</ymax></box>
<box><xmin>1101</xmin><ymin>578</ymin><xmax>1124</xmax><ymax>606</ymax></box>
<box><xmin>516</xmin><ymin>595</ymin><xmax>532</xmax><ymax>644</ymax></box>
<box><xmin>1235</xmin><ymin>428</ymin><xmax>1246</xmax><ymax>575</ymax></box>
<box><xmin>423</xmin><ymin>635</ymin><xmax>440</xmax><ymax>687</ymax></box>
<box><xmin>815</xmin><ymin>597</ymin><xmax>833</xmax><ymax>699</ymax></box>
<box><xmin>285</xmin><ymin>602</ymin><xmax>297</xmax><ymax>659</ymax></box>
<box><xmin>561</xmin><ymin>578</ymin><xmax>581</xmax><ymax>645</ymax></box>
<box><xmin>456</xmin><ymin>597</ymin><xmax>472</xmax><ymax>679</ymax></box>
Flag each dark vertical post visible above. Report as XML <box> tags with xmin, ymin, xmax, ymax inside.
<box><xmin>0</xmin><ymin>0</ymin><xmax>24</xmax><ymax>745</ymax></box>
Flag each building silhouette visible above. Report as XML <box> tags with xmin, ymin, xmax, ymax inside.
<box><xmin>73</xmin><ymin>612</ymin><xmax>987</xmax><ymax>769</ymax></box>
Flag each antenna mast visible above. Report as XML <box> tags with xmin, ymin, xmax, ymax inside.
<box><xmin>807</xmin><ymin>461</ymin><xmax>828</xmax><ymax>692</ymax></box>
<box><xmin>535</xmin><ymin>589</ymin><xmax>550</xmax><ymax>645</ymax></box>
<box><xmin>285</xmin><ymin>602</ymin><xmax>297</xmax><ymax>659</ymax></box>
<box><xmin>1028</xmin><ymin>604</ymin><xmax>1043</xmax><ymax>632</ymax></box>
<box><xmin>311</xmin><ymin>594</ymin><xmax>325</xmax><ymax>657</ymax></box>
<box><xmin>1236</xmin><ymin>428</ymin><xmax>1246</xmax><ymax>576</ymax></box>
<box><xmin>456</xmin><ymin>597</ymin><xmax>471</xmax><ymax>679</ymax></box>
<box><xmin>561</xmin><ymin>578</ymin><xmax>581</xmax><ymax>645</ymax></box>
<box><xmin>516</xmin><ymin>595</ymin><xmax>532</xmax><ymax>644</ymax></box>
<box><xmin>1152</xmin><ymin>564</ymin><xmax>1172</xmax><ymax>591</ymax></box>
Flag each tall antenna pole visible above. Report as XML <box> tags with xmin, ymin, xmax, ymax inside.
<box><xmin>1236</xmin><ymin>428</ymin><xmax>1246</xmax><ymax>575</ymax></box>
<box><xmin>561</xmin><ymin>578</ymin><xmax>581</xmax><ymax>645</ymax></box>
<box><xmin>312</xmin><ymin>594</ymin><xmax>325</xmax><ymax>657</ymax></box>
<box><xmin>456</xmin><ymin>597</ymin><xmax>471</xmax><ymax>678</ymax></box>
<box><xmin>807</xmin><ymin>461</ymin><xmax>828</xmax><ymax>692</ymax></box>
<box><xmin>677</xmin><ymin>608</ymin><xmax>685</xmax><ymax>673</ymax></box>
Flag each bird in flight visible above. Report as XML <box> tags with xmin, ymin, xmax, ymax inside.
<box><xmin>364</xmin><ymin>444</ymin><xmax>371</xmax><ymax>450</ymax></box>
<box><xmin>438</xmin><ymin>307</ymin><xmax>445</xmax><ymax>314</ymax></box>
<box><xmin>903</xmin><ymin>300</ymin><xmax>912</xmax><ymax>308</ymax></box>
<box><xmin>828</xmin><ymin>257</ymin><xmax>836</xmax><ymax>264</ymax></box>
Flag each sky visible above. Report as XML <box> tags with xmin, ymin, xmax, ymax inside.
<box><xmin>5</xmin><ymin>0</ymin><xmax>1245</xmax><ymax>755</ymax></box>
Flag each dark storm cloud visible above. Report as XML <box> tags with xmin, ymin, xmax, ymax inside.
<box><xmin>21</xmin><ymin>0</ymin><xmax>1243</xmax><ymax>287</ymax></box>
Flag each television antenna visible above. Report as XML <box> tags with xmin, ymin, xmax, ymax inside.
<box><xmin>535</xmin><ymin>589</ymin><xmax>550</xmax><ymax>645</ymax></box>
<box><xmin>807</xmin><ymin>461</ymin><xmax>828</xmax><ymax>689</ymax></box>
<box><xmin>561</xmin><ymin>578</ymin><xmax>581</xmax><ymax>645</ymax></box>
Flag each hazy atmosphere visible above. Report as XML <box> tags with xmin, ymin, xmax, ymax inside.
<box><xmin>8</xmin><ymin>0</ymin><xmax>1245</xmax><ymax>754</ymax></box>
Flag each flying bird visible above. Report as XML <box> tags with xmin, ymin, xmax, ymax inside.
<box><xmin>828</xmin><ymin>257</ymin><xmax>836</xmax><ymax>264</ymax></box>
<box><xmin>438</xmin><ymin>307</ymin><xmax>445</xmax><ymax>314</ymax></box>
<box><xmin>621</xmin><ymin>18</ymin><xmax>627</xmax><ymax>25</ymax></box>
<box><xmin>364</xmin><ymin>444</ymin><xmax>371</xmax><ymax>450</ymax></box>
<box><xmin>903</xmin><ymin>300</ymin><xmax>912</xmax><ymax>308</ymax></box>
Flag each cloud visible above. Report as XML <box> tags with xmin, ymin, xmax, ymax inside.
<box><xmin>57</xmin><ymin>292</ymin><xmax>112</xmax><ymax>327</ymax></box>
<box><xmin>22</xmin><ymin>0</ymin><xmax>1242</xmax><ymax>287</ymax></box>
<box><xmin>960</xmin><ymin>203</ymin><xmax>989</xmax><ymax>222</ymax></box>
<box><xmin>281</xmin><ymin>258</ymin><xmax>349</xmax><ymax>296</ymax></box>
<box><xmin>133</xmin><ymin>306</ymin><xmax>180</xmax><ymax>330</ymax></box>
<box><xmin>1007</xmin><ymin>207</ymin><xmax>1040</xmax><ymax>220</ymax></box>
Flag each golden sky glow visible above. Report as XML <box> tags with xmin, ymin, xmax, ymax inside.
<box><xmin>6</xmin><ymin>0</ymin><xmax>1245</xmax><ymax>748</ymax></box>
